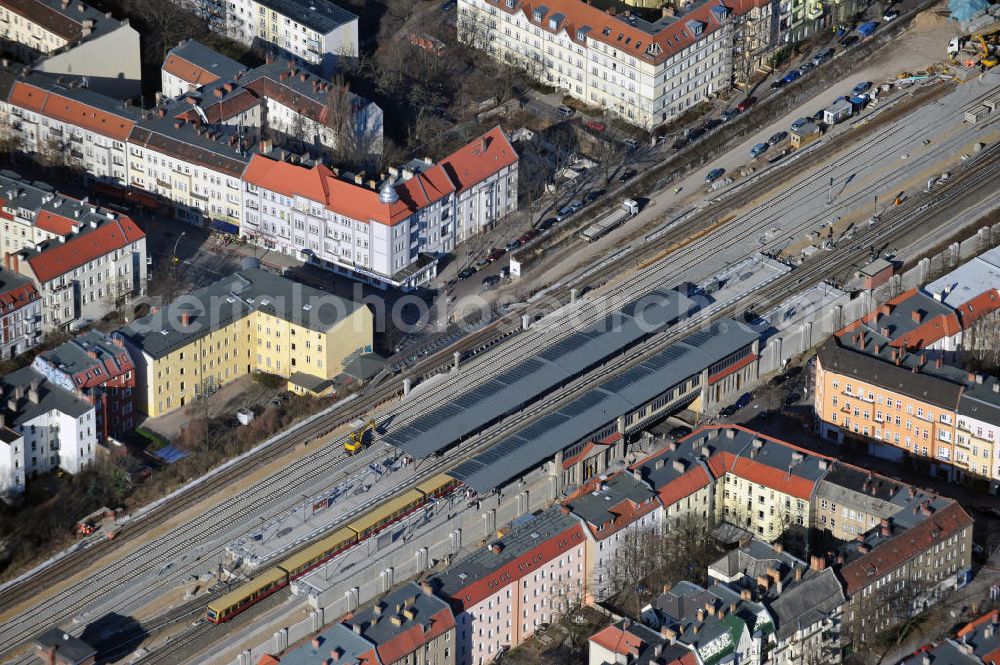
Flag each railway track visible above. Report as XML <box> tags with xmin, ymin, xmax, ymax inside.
<box><xmin>124</xmin><ymin>138</ymin><xmax>1000</xmax><ymax>665</ymax></box>
<box><xmin>1</xmin><ymin>76</ymin><xmax>995</xmax><ymax>663</ymax></box>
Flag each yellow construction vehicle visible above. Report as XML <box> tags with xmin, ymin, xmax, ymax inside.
<box><xmin>976</xmin><ymin>34</ymin><xmax>999</xmax><ymax>68</ymax></box>
<box><xmin>345</xmin><ymin>420</ymin><xmax>376</xmax><ymax>454</ymax></box>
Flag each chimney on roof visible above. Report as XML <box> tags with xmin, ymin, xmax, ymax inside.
<box><xmin>174</xmin><ymin>120</ymin><xmax>185</xmax><ymax>129</ymax></box>
<box><xmin>351</xmin><ymin>623</ymin><xmax>361</xmax><ymax>635</ymax></box>
<box><xmin>354</xmin><ymin>173</ymin><xmax>364</xmax><ymax>185</ymax></box>
<box><xmin>919</xmin><ymin>353</ymin><xmax>926</xmax><ymax>366</ymax></box>
<box><xmin>880</xmin><ymin>327</ymin><xmax>890</xmax><ymax>338</ymax></box>
<box><xmin>660</xmin><ymin>626</ymin><xmax>676</xmax><ymax>643</ymax></box>
<box><xmin>857</xmin><ymin>543</ymin><xmax>870</xmax><ymax>554</ymax></box>
<box><xmin>490</xmin><ymin>542</ymin><xmax>503</xmax><ymax>554</ymax></box>
<box><xmin>968</xmin><ymin>372</ymin><xmax>977</xmax><ymax>383</ymax></box>
<box><xmin>158</xmin><ymin>108</ymin><xmax>166</xmax><ymax>117</ymax></box>
<box><xmin>756</xmin><ymin>574</ymin><xmax>770</xmax><ymax>591</ymax></box>
<box><xmin>28</xmin><ymin>379</ymin><xmax>39</xmax><ymax>404</ymax></box>
<box><xmin>874</xmin><ymin>342</ymin><xmax>881</xmax><ymax>355</ymax></box>
<box><xmin>692</xmin><ymin>624</ymin><xmax>701</xmax><ymax>635</ymax></box>
<box><xmin>809</xmin><ymin>555</ymin><xmax>826</xmax><ymax>571</ymax></box>
<box><xmin>300</xmin><ymin>72</ymin><xmax>308</xmax><ymax>81</ymax></box>
<box><xmin>704</xmin><ymin>601</ymin><xmax>715</xmax><ymax>617</ymax></box>
<box><xmin>696</xmin><ymin>608</ymin><xmax>705</xmax><ymax>622</ymax></box>
<box><xmin>331</xmin><ymin>647</ymin><xmax>343</xmax><ymax>661</ymax></box>
<box><xmin>311</xmin><ymin>637</ymin><xmax>322</xmax><ymax>649</ymax></box>
<box><xmin>794</xmin><ymin>567</ymin><xmax>803</xmax><ymax>581</ymax></box>
<box><xmin>213</xmin><ymin>88</ymin><xmax>223</xmax><ymax>98</ymax></box>
<box><xmin>912</xmin><ymin>310</ymin><xmax>923</xmax><ymax>323</ymax></box>
<box><xmin>739</xmin><ymin>588</ymin><xmax>752</xmax><ymax>600</ymax></box>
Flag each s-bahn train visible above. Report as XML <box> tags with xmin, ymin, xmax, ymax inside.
<box><xmin>206</xmin><ymin>473</ymin><xmax>458</xmax><ymax>623</ymax></box>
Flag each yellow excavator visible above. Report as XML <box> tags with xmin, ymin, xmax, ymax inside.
<box><xmin>976</xmin><ymin>34</ymin><xmax>999</xmax><ymax>68</ymax></box>
<box><xmin>345</xmin><ymin>420</ymin><xmax>376</xmax><ymax>454</ymax></box>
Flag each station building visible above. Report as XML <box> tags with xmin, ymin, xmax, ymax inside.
<box><xmin>118</xmin><ymin>268</ymin><xmax>372</xmax><ymax>417</ymax></box>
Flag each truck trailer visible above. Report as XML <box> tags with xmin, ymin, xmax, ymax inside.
<box><xmin>579</xmin><ymin>199</ymin><xmax>640</xmax><ymax>242</ymax></box>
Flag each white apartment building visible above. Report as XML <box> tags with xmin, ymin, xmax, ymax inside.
<box><xmin>458</xmin><ymin>0</ymin><xmax>755</xmax><ymax>129</ymax></box>
<box><xmin>0</xmin><ymin>0</ymin><xmax>141</xmax><ymax>99</ymax></box>
<box><xmin>225</xmin><ymin>0</ymin><xmax>358</xmax><ymax>75</ymax></box>
<box><xmin>3</xmin><ymin>73</ymin><xmax>137</xmax><ymax>183</ymax></box>
<box><xmin>0</xmin><ymin>269</ymin><xmax>41</xmax><ymax>359</ymax></box>
<box><xmin>6</xmin><ymin>211</ymin><xmax>147</xmax><ymax>331</ymax></box>
<box><xmin>126</xmin><ymin>101</ymin><xmax>250</xmax><ymax>230</ymax></box>
<box><xmin>0</xmin><ymin>367</ymin><xmax>96</xmax><ymax>499</ymax></box>
<box><xmin>241</xmin><ymin>126</ymin><xmax>518</xmax><ymax>289</ymax></box>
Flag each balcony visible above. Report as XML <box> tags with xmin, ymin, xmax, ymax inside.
<box><xmin>156</xmin><ymin>178</ymin><xmax>172</xmax><ymax>189</ymax></box>
<box><xmin>190</xmin><ymin>190</ymin><xmax>209</xmax><ymax>202</ymax></box>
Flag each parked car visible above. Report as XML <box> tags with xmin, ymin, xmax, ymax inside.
<box><xmin>811</xmin><ymin>108</ymin><xmax>827</xmax><ymax>122</ymax></box>
<box><xmin>883</xmin><ymin>8</ymin><xmax>900</xmax><ymax>20</ymax></box>
<box><xmin>769</xmin><ymin>79</ymin><xmax>786</xmax><ymax>90</ymax></box>
<box><xmin>624</xmin><ymin>138</ymin><xmax>640</xmax><ymax>150</ymax></box>
<box><xmin>668</xmin><ymin>425</ymin><xmax>692</xmax><ymax>439</ymax></box>
<box><xmin>505</xmin><ymin>238</ymin><xmax>520</xmax><ymax>251</ymax></box>
<box><xmin>839</xmin><ymin>35</ymin><xmax>860</xmax><ymax>48</ymax></box>
<box><xmin>799</xmin><ymin>61</ymin><xmax>815</xmax><ymax>72</ymax></box>
<box><xmin>555</xmin><ymin>105</ymin><xmax>575</xmax><ymax>118</ymax></box>
<box><xmin>585</xmin><ymin>189</ymin><xmax>606</xmax><ymax>202</ymax></box>
<box><xmin>790</xmin><ymin>117</ymin><xmax>810</xmax><ymax>131</ymax></box>
<box><xmin>782</xmin><ymin>69</ymin><xmax>802</xmax><ymax>84</ymax></box>
<box><xmin>735</xmin><ymin>393</ymin><xmax>753</xmax><ymax>410</ymax></box>
<box><xmin>750</xmin><ymin>142</ymin><xmax>769</xmax><ymax>158</ymax></box>
<box><xmin>458</xmin><ymin>267</ymin><xmax>476</xmax><ymax>279</ymax></box>
<box><xmin>851</xmin><ymin>81</ymin><xmax>873</xmax><ymax>95</ymax></box>
<box><xmin>705</xmin><ymin>167</ymin><xmax>726</xmax><ymax>182</ymax></box>
<box><xmin>720</xmin><ymin>403</ymin><xmax>739</xmax><ymax>417</ymax></box>
<box><xmin>672</xmin><ymin>137</ymin><xmax>690</xmax><ymax>151</ymax></box>
<box><xmin>481</xmin><ymin>275</ymin><xmax>501</xmax><ymax>291</ymax></box>
<box><xmin>618</xmin><ymin>169</ymin><xmax>637</xmax><ymax>183</ymax></box>
<box><xmin>486</xmin><ymin>248</ymin><xmax>506</xmax><ymax>262</ymax></box>
<box><xmin>737</xmin><ymin>96</ymin><xmax>757</xmax><ymax>112</ymax></box>
<box><xmin>499</xmin><ymin>266</ymin><xmax>510</xmax><ymax>279</ymax></box>
<box><xmin>812</xmin><ymin>47</ymin><xmax>835</xmax><ymax>66</ymax></box>
<box><xmin>686</xmin><ymin>127</ymin><xmax>705</xmax><ymax>141</ymax></box>
<box><xmin>721</xmin><ymin>108</ymin><xmax>740</xmax><ymax>122</ymax></box>
<box><xmin>539</xmin><ymin>217</ymin><xmax>557</xmax><ymax>231</ymax></box>
<box><xmin>703</xmin><ymin>117</ymin><xmax>722</xmax><ymax>131</ymax></box>
<box><xmin>768</xmin><ymin>131</ymin><xmax>788</xmax><ymax>146</ymax></box>
<box><xmin>518</xmin><ymin>229</ymin><xmax>538</xmax><ymax>244</ymax></box>
<box><xmin>585</xmin><ymin>119</ymin><xmax>606</xmax><ymax>132</ymax></box>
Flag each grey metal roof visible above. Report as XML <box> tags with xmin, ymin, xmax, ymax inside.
<box><xmin>33</xmin><ymin>628</ymin><xmax>96</xmax><ymax>664</ymax></box>
<box><xmin>166</xmin><ymin>39</ymin><xmax>242</xmax><ymax>83</ymax></box>
<box><xmin>451</xmin><ymin>319</ymin><xmax>758</xmax><ymax>494</ymax></box>
<box><xmin>385</xmin><ymin>289</ymin><xmax>696</xmax><ymax>459</ymax></box>
<box><xmin>958</xmin><ymin>377</ymin><xmax>1000</xmax><ymax>427</ymax></box>
<box><xmin>923</xmin><ymin>245</ymin><xmax>1000</xmax><ymax>308</ymax></box>
<box><xmin>430</xmin><ymin>507</ymin><xmax>581</xmax><ymax>603</ymax></box>
<box><xmin>254</xmin><ymin>0</ymin><xmax>356</xmax><ymax>34</ymax></box>
<box><xmin>278</xmin><ymin>623</ymin><xmax>376</xmax><ymax>665</ymax></box>
<box><xmin>343</xmin><ymin>582</ymin><xmax>451</xmax><ymax>651</ymax></box>
<box><xmin>769</xmin><ymin>568</ymin><xmax>844</xmax><ymax>641</ymax></box>
<box><xmin>118</xmin><ymin>268</ymin><xmax>363</xmax><ymax>360</ymax></box>
<box><xmin>38</xmin><ymin>330</ymin><xmax>127</xmax><ymax>378</ymax></box>
<box><xmin>564</xmin><ymin>465</ymin><xmax>655</xmax><ymax>527</ymax></box>
<box><xmin>865</xmin><ymin>290</ymin><xmax>954</xmax><ymax>342</ymax></box>
<box><xmin>897</xmin><ymin>640</ymin><xmax>980</xmax><ymax>665</ymax></box>
<box><xmin>2</xmin><ymin>367</ymin><xmax>91</xmax><ymax>424</ymax></box>
<box><xmin>817</xmin><ymin>337</ymin><xmax>967</xmax><ymax>410</ymax></box>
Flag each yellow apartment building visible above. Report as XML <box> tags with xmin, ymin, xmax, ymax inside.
<box><xmin>118</xmin><ymin>268</ymin><xmax>372</xmax><ymax>417</ymax></box>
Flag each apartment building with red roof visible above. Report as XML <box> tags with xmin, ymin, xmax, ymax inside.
<box><xmin>242</xmin><ymin>127</ymin><xmax>518</xmax><ymax>290</ymax></box>
<box><xmin>2</xmin><ymin>71</ymin><xmax>140</xmax><ymax>185</ymax></box>
<box><xmin>0</xmin><ymin>268</ymin><xmax>41</xmax><ymax>359</ymax></box>
<box><xmin>429</xmin><ymin>507</ymin><xmax>587</xmax><ymax>665</ymax></box>
<box><xmin>0</xmin><ymin>0</ymin><xmax>140</xmax><ymax>99</ymax></box>
<box><xmin>32</xmin><ymin>330</ymin><xmax>135</xmax><ymax>441</ymax></box>
<box><xmin>456</xmin><ymin>0</ymin><xmax>771</xmax><ymax>130</ymax></box>
<box><xmin>4</xmin><ymin>207</ymin><xmax>146</xmax><ymax>331</ymax></box>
